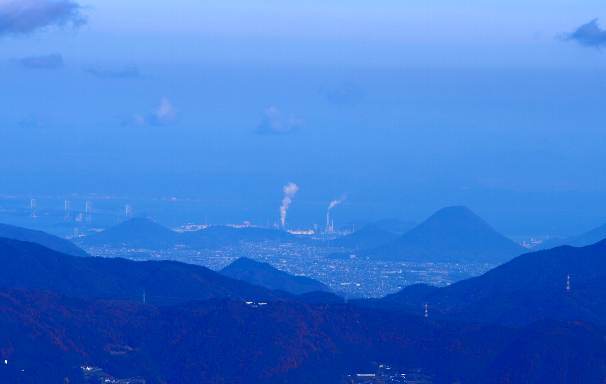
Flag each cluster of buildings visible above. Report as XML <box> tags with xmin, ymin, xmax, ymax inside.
<box><xmin>346</xmin><ymin>364</ymin><xmax>433</xmax><ymax>384</ymax></box>
<box><xmin>81</xmin><ymin>365</ymin><xmax>146</xmax><ymax>384</ymax></box>
<box><xmin>85</xmin><ymin>239</ymin><xmax>491</xmax><ymax>298</ymax></box>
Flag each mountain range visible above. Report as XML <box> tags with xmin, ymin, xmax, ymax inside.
<box><xmin>541</xmin><ymin>222</ymin><xmax>606</xmax><ymax>249</ymax></box>
<box><xmin>221</xmin><ymin>258</ymin><xmax>330</xmax><ymax>295</ymax></box>
<box><xmin>2</xmin><ymin>227</ymin><xmax>606</xmax><ymax>382</ymax></box>
<box><xmin>0</xmin><ymin>222</ymin><xmax>88</xmax><ymax>257</ymax></box>
<box><xmin>1</xmin><ymin>279</ymin><xmax>604</xmax><ymax>382</ymax></box>
<box><xmin>365</xmin><ymin>206</ymin><xmax>525</xmax><ymax>263</ymax></box>
<box><xmin>82</xmin><ymin>208</ymin><xmax>525</xmax><ymax>265</ymax></box>
<box><xmin>80</xmin><ymin>217</ymin><xmax>299</xmax><ymax>250</ymax></box>
<box><xmin>0</xmin><ymin>237</ymin><xmax>284</xmax><ymax>305</ymax></box>
<box><xmin>81</xmin><ymin>217</ymin><xmax>179</xmax><ymax>249</ymax></box>
<box><xmin>368</xmin><ymin>239</ymin><xmax>606</xmax><ymax>326</ymax></box>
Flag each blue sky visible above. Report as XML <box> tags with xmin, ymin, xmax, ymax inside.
<box><xmin>1</xmin><ymin>0</ymin><xmax>605</xmax><ymax>236</ymax></box>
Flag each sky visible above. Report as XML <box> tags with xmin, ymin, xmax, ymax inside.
<box><xmin>0</xmin><ymin>0</ymin><xmax>605</xmax><ymax>237</ymax></box>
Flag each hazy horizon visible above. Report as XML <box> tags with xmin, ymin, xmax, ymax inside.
<box><xmin>2</xmin><ymin>0</ymin><xmax>606</xmax><ymax>237</ymax></box>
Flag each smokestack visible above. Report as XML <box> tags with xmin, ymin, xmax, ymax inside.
<box><xmin>85</xmin><ymin>200</ymin><xmax>92</xmax><ymax>223</ymax></box>
<box><xmin>30</xmin><ymin>198</ymin><xmax>37</xmax><ymax>219</ymax></box>
<box><xmin>326</xmin><ymin>195</ymin><xmax>346</xmax><ymax>234</ymax></box>
<box><xmin>280</xmin><ymin>182</ymin><xmax>299</xmax><ymax>228</ymax></box>
<box><xmin>64</xmin><ymin>200</ymin><xmax>71</xmax><ymax>221</ymax></box>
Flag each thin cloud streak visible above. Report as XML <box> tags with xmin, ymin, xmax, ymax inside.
<box><xmin>0</xmin><ymin>0</ymin><xmax>85</xmax><ymax>36</ymax></box>
<box><xmin>14</xmin><ymin>53</ymin><xmax>64</xmax><ymax>69</ymax></box>
<box><xmin>565</xmin><ymin>19</ymin><xmax>606</xmax><ymax>48</ymax></box>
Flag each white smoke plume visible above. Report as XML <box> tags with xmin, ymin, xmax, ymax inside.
<box><xmin>326</xmin><ymin>195</ymin><xmax>347</xmax><ymax>232</ymax></box>
<box><xmin>280</xmin><ymin>182</ymin><xmax>299</xmax><ymax>228</ymax></box>
<box><xmin>328</xmin><ymin>196</ymin><xmax>347</xmax><ymax>211</ymax></box>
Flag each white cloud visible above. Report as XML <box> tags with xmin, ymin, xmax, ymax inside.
<box><xmin>129</xmin><ymin>98</ymin><xmax>177</xmax><ymax>127</ymax></box>
<box><xmin>256</xmin><ymin>106</ymin><xmax>303</xmax><ymax>135</ymax></box>
<box><xmin>153</xmin><ymin>97</ymin><xmax>176</xmax><ymax>125</ymax></box>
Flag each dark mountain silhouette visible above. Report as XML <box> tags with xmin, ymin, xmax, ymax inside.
<box><xmin>1</xmin><ymin>236</ymin><xmax>606</xmax><ymax>383</ymax></box>
<box><xmin>538</xmin><ymin>236</ymin><xmax>567</xmax><ymax>250</ymax></box>
<box><xmin>331</xmin><ymin>225</ymin><xmax>399</xmax><ymax>250</ymax></box>
<box><xmin>1</xmin><ymin>289</ymin><xmax>604</xmax><ymax>384</ymax></box>
<box><xmin>373</xmin><ymin>239</ymin><xmax>606</xmax><ymax>326</ymax></box>
<box><xmin>80</xmin><ymin>217</ymin><xmax>179</xmax><ymax>248</ymax></box>
<box><xmin>0</xmin><ymin>222</ymin><xmax>88</xmax><ymax>257</ymax></box>
<box><xmin>483</xmin><ymin>320</ymin><xmax>606</xmax><ymax>383</ymax></box>
<box><xmin>296</xmin><ymin>290</ymin><xmax>345</xmax><ymax>304</ymax></box>
<box><xmin>366</xmin><ymin>206</ymin><xmax>524</xmax><ymax>263</ymax></box>
<box><xmin>0</xmin><ymin>237</ymin><xmax>285</xmax><ymax>305</ymax></box>
<box><xmin>81</xmin><ymin>218</ymin><xmax>299</xmax><ymax>250</ymax></box>
<box><xmin>569</xmin><ymin>223</ymin><xmax>606</xmax><ymax>246</ymax></box>
<box><xmin>541</xmin><ymin>222</ymin><xmax>606</xmax><ymax>249</ymax></box>
<box><xmin>83</xmin><ymin>218</ymin><xmax>179</xmax><ymax>249</ymax></box>
<box><xmin>221</xmin><ymin>258</ymin><xmax>330</xmax><ymax>295</ymax></box>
